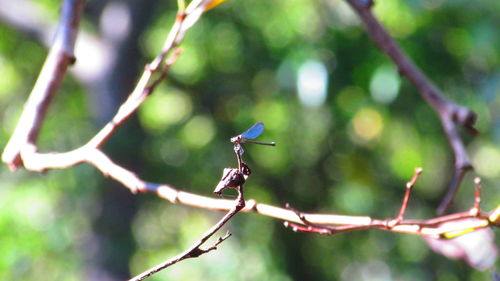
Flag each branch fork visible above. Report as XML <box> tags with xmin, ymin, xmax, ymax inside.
<box><xmin>1</xmin><ymin>0</ymin><xmax>497</xmax><ymax>279</ymax></box>
<box><xmin>284</xmin><ymin>168</ymin><xmax>496</xmax><ymax>239</ymax></box>
<box><xmin>345</xmin><ymin>0</ymin><xmax>478</xmax><ymax>214</ymax></box>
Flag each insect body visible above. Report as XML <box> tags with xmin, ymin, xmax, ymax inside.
<box><xmin>230</xmin><ymin>122</ymin><xmax>276</xmax><ymax>146</ymax></box>
<box><xmin>213</xmin><ymin>122</ymin><xmax>275</xmax><ymax>195</ymax></box>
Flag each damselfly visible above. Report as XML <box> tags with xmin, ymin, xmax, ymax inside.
<box><xmin>230</xmin><ymin>122</ymin><xmax>276</xmax><ymax>146</ymax></box>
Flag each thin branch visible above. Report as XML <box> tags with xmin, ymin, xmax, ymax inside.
<box><xmin>18</xmin><ymin>138</ymin><xmax>498</xmax><ymax>237</ymax></box>
<box><xmin>85</xmin><ymin>47</ymin><xmax>183</xmax><ymax>150</ymax></box>
<box><xmin>2</xmin><ymin>0</ymin><xmax>208</xmax><ymax>191</ymax></box>
<box><xmin>344</xmin><ymin>0</ymin><xmax>477</xmax><ymax>214</ymax></box>
<box><xmin>87</xmin><ymin>0</ymin><xmax>208</xmax><ymax>149</ymax></box>
<box><xmin>2</xmin><ymin>4</ymin><xmax>243</xmax><ymax>277</ymax></box>
<box><xmin>130</xmin><ymin>233</ymin><xmax>232</xmax><ymax>281</ymax></box>
<box><xmin>17</xmin><ymin>141</ymin><xmax>500</xmax><ymax>237</ymax></box>
<box><xmin>1</xmin><ymin>0</ymin><xmax>209</xmax><ymax>168</ymax></box>
<box><xmin>393</xmin><ymin>167</ymin><xmax>422</xmax><ymax>224</ymax></box>
<box><xmin>470</xmin><ymin>177</ymin><xmax>481</xmax><ymax>216</ymax></box>
<box><xmin>283</xmin><ymin>172</ymin><xmax>496</xmax><ymax>238</ymax></box>
<box><xmin>130</xmin><ymin>179</ymin><xmax>246</xmax><ymax>281</ymax></box>
<box><xmin>1</xmin><ymin>0</ymin><xmax>85</xmax><ymax>170</ymax></box>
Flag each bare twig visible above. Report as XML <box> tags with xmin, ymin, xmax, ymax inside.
<box><xmin>284</xmin><ymin>172</ymin><xmax>496</xmax><ymax>238</ymax></box>
<box><xmin>130</xmin><ymin>207</ymin><xmax>240</xmax><ymax>281</ymax></box>
<box><xmin>3</xmin><ymin>4</ymin><xmax>243</xmax><ymax>277</ymax></box>
<box><xmin>1</xmin><ymin>0</ymin><xmax>85</xmax><ymax>170</ymax></box>
<box><xmin>130</xmin><ymin>232</ymin><xmax>232</xmax><ymax>281</ymax></box>
<box><xmin>470</xmin><ymin>177</ymin><xmax>481</xmax><ymax>216</ymax></box>
<box><xmin>344</xmin><ymin>0</ymin><xmax>478</xmax><ymax>214</ymax></box>
<box><xmin>87</xmin><ymin>0</ymin><xmax>210</xmax><ymax>150</ymax></box>
<box><xmin>130</xmin><ymin>176</ymin><xmax>246</xmax><ymax>281</ymax></box>
<box><xmin>2</xmin><ymin>0</ymin><xmax>210</xmax><ymax>194</ymax></box>
<box><xmin>11</xmin><ymin>142</ymin><xmax>500</xmax><ymax>238</ymax></box>
<box><xmin>85</xmin><ymin>47</ymin><xmax>183</xmax><ymax>150</ymax></box>
<box><xmin>393</xmin><ymin>167</ymin><xmax>423</xmax><ymax>224</ymax></box>
<box><xmin>18</xmin><ymin>138</ymin><xmax>497</xmax><ymax>239</ymax></box>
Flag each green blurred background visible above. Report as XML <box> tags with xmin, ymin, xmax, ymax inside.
<box><xmin>0</xmin><ymin>0</ymin><xmax>498</xmax><ymax>280</ymax></box>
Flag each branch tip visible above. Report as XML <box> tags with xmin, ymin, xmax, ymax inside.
<box><xmin>396</xmin><ymin>168</ymin><xmax>422</xmax><ymax>222</ymax></box>
<box><xmin>470</xmin><ymin>177</ymin><xmax>482</xmax><ymax>215</ymax></box>
<box><xmin>407</xmin><ymin>167</ymin><xmax>423</xmax><ymax>189</ymax></box>
<box><xmin>473</xmin><ymin>177</ymin><xmax>481</xmax><ymax>186</ymax></box>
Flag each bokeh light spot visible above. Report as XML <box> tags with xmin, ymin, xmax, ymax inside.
<box><xmin>100</xmin><ymin>2</ymin><xmax>131</xmax><ymax>42</ymax></box>
<box><xmin>374</xmin><ymin>0</ymin><xmax>417</xmax><ymax>38</ymax></box>
<box><xmin>253</xmin><ymin>100</ymin><xmax>289</xmax><ymax>132</ymax></box>
<box><xmin>263</xmin><ymin>17</ymin><xmax>294</xmax><ymax>50</ymax></box>
<box><xmin>171</xmin><ymin>44</ymin><xmax>206</xmax><ymax>84</ymax></box>
<box><xmin>252</xmin><ymin>144</ymin><xmax>288</xmax><ymax>173</ymax></box>
<box><xmin>209</xmin><ymin>22</ymin><xmax>243</xmax><ymax>72</ymax></box>
<box><xmin>361</xmin><ymin>260</ymin><xmax>392</xmax><ymax>281</ymax></box>
<box><xmin>297</xmin><ymin>60</ymin><xmax>328</xmax><ymax>107</ymax></box>
<box><xmin>390</xmin><ymin>146</ymin><xmax>422</xmax><ymax>180</ymax></box>
<box><xmin>139</xmin><ymin>89</ymin><xmax>192</xmax><ymax>133</ymax></box>
<box><xmin>350</xmin><ymin>108</ymin><xmax>384</xmax><ymax>144</ymax></box>
<box><xmin>331</xmin><ymin>183</ymin><xmax>375</xmax><ymax>215</ymax></box>
<box><xmin>336</xmin><ymin>86</ymin><xmax>366</xmax><ymax>115</ymax></box>
<box><xmin>473</xmin><ymin>144</ymin><xmax>500</xmax><ymax>178</ymax></box>
<box><xmin>370</xmin><ymin>65</ymin><xmax>400</xmax><ymax>104</ymax></box>
<box><xmin>182</xmin><ymin>116</ymin><xmax>216</xmax><ymax>148</ymax></box>
<box><xmin>445</xmin><ymin>28</ymin><xmax>471</xmax><ymax>57</ymax></box>
<box><xmin>0</xmin><ymin>58</ymin><xmax>20</xmax><ymax>98</ymax></box>
<box><xmin>160</xmin><ymin>139</ymin><xmax>189</xmax><ymax>167</ymax></box>
<box><xmin>397</xmin><ymin>235</ymin><xmax>429</xmax><ymax>263</ymax></box>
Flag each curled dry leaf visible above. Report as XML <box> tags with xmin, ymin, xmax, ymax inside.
<box><xmin>425</xmin><ymin>227</ymin><xmax>498</xmax><ymax>270</ymax></box>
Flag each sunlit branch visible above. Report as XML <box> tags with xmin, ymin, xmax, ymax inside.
<box><xmin>10</xmin><ymin>141</ymin><xmax>500</xmax><ymax>238</ymax></box>
<box><xmin>1</xmin><ymin>0</ymin><xmax>85</xmax><ymax>170</ymax></box>
<box><xmin>284</xmin><ymin>170</ymin><xmax>496</xmax><ymax>238</ymax></box>
<box><xmin>1</xmin><ymin>0</ymin><xmax>208</xmax><ymax>168</ymax></box>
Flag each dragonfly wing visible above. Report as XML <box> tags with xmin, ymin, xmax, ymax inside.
<box><xmin>241</xmin><ymin>122</ymin><xmax>265</xmax><ymax>139</ymax></box>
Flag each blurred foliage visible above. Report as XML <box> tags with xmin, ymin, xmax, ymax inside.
<box><xmin>0</xmin><ymin>0</ymin><xmax>499</xmax><ymax>280</ymax></box>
